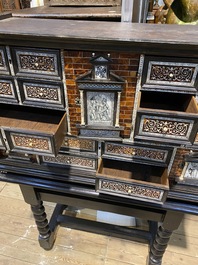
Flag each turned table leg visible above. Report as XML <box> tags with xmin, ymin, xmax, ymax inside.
<box><xmin>148</xmin><ymin>211</ymin><xmax>184</xmax><ymax>265</ymax></box>
<box><xmin>149</xmin><ymin>225</ymin><xmax>172</xmax><ymax>265</ymax></box>
<box><xmin>19</xmin><ymin>184</ymin><xmax>66</xmax><ymax>250</ymax></box>
<box><xmin>31</xmin><ymin>200</ymin><xmax>55</xmax><ymax>250</ymax></box>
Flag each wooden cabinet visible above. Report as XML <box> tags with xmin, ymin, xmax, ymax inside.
<box><xmin>0</xmin><ymin>16</ymin><xmax>198</xmax><ymax>265</ymax></box>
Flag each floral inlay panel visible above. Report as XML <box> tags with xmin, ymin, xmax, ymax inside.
<box><xmin>0</xmin><ymin>81</ymin><xmax>13</xmax><ymax>96</ymax></box>
<box><xmin>43</xmin><ymin>154</ymin><xmax>96</xmax><ymax>169</ymax></box>
<box><xmin>12</xmin><ymin>134</ymin><xmax>50</xmax><ymax>151</ymax></box>
<box><xmin>142</xmin><ymin>117</ymin><xmax>191</xmax><ymax>137</ymax></box>
<box><xmin>24</xmin><ymin>84</ymin><xmax>60</xmax><ymax>102</ymax></box>
<box><xmin>105</xmin><ymin>143</ymin><xmax>166</xmax><ymax>162</ymax></box>
<box><xmin>19</xmin><ymin>54</ymin><xmax>55</xmax><ymax>72</ymax></box>
<box><xmin>99</xmin><ymin>179</ymin><xmax>163</xmax><ymax>201</ymax></box>
<box><xmin>63</xmin><ymin>137</ymin><xmax>95</xmax><ymax>151</ymax></box>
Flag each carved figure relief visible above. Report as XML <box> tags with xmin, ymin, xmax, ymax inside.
<box><xmin>87</xmin><ymin>92</ymin><xmax>114</xmax><ymax>126</ymax></box>
<box><xmin>184</xmin><ymin>163</ymin><xmax>198</xmax><ymax>180</ymax></box>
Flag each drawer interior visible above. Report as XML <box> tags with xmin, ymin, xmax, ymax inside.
<box><xmin>97</xmin><ymin>158</ymin><xmax>168</xmax><ymax>187</ymax></box>
<box><xmin>140</xmin><ymin>91</ymin><xmax>198</xmax><ymax>114</ymax></box>
<box><xmin>0</xmin><ymin>104</ymin><xmax>65</xmax><ymax>133</ymax></box>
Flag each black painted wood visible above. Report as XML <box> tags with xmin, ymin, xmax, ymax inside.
<box><xmin>18</xmin><ymin>183</ymin><xmax>185</xmax><ymax>265</ymax></box>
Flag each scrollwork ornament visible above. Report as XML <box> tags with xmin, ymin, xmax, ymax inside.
<box><xmin>100</xmin><ymin>180</ymin><xmax>162</xmax><ymax>200</ymax></box>
<box><xmin>106</xmin><ymin>143</ymin><xmax>166</xmax><ymax>161</ymax></box>
<box><xmin>25</xmin><ymin>85</ymin><xmax>59</xmax><ymax>101</ymax></box>
<box><xmin>143</xmin><ymin>118</ymin><xmax>189</xmax><ymax>136</ymax></box>
<box><xmin>12</xmin><ymin>135</ymin><xmax>50</xmax><ymax>150</ymax></box>
<box><xmin>19</xmin><ymin>54</ymin><xmax>55</xmax><ymax>72</ymax></box>
<box><xmin>43</xmin><ymin>154</ymin><xmax>95</xmax><ymax>169</ymax></box>
<box><xmin>0</xmin><ymin>82</ymin><xmax>13</xmax><ymax>96</ymax></box>
<box><xmin>150</xmin><ymin>64</ymin><xmax>195</xmax><ymax>83</ymax></box>
<box><xmin>63</xmin><ymin>138</ymin><xmax>95</xmax><ymax>151</ymax></box>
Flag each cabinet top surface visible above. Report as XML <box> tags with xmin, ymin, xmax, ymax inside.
<box><xmin>0</xmin><ymin>17</ymin><xmax>197</xmax><ymax>54</ymax></box>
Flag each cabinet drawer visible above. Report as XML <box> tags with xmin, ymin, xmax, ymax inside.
<box><xmin>42</xmin><ymin>152</ymin><xmax>97</xmax><ymax>171</ymax></box>
<box><xmin>18</xmin><ymin>79</ymin><xmax>65</xmax><ymax>109</ymax></box>
<box><xmin>96</xmin><ymin>158</ymin><xmax>169</xmax><ymax>203</ymax></box>
<box><xmin>135</xmin><ymin>111</ymin><xmax>197</xmax><ymax>145</ymax></box>
<box><xmin>0</xmin><ymin>47</ymin><xmax>10</xmax><ymax>75</ymax></box>
<box><xmin>0</xmin><ymin>78</ymin><xmax>18</xmax><ymax>103</ymax></box>
<box><xmin>142</xmin><ymin>56</ymin><xmax>198</xmax><ymax>91</ymax></box>
<box><xmin>0</xmin><ymin>106</ymin><xmax>66</xmax><ymax>156</ymax></box>
<box><xmin>103</xmin><ymin>142</ymin><xmax>172</xmax><ymax>166</ymax></box>
<box><xmin>11</xmin><ymin>47</ymin><xmax>62</xmax><ymax>79</ymax></box>
<box><xmin>135</xmin><ymin>92</ymin><xmax>198</xmax><ymax>144</ymax></box>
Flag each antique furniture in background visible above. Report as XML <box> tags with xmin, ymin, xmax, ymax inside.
<box><xmin>0</xmin><ymin>14</ymin><xmax>197</xmax><ymax>265</ymax></box>
<box><xmin>0</xmin><ymin>0</ymin><xmax>30</xmax><ymax>12</ymax></box>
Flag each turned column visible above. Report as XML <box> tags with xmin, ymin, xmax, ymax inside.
<box><xmin>20</xmin><ymin>185</ymin><xmax>56</xmax><ymax>250</ymax></box>
<box><xmin>149</xmin><ymin>211</ymin><xmax>184</xmax><ymax>265</ymax></box>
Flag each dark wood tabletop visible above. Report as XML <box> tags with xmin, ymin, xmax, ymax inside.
<box><xmin>0</xmin><ymin>17</ymin><xmax>197</xmax><ymax>56</ymax></box>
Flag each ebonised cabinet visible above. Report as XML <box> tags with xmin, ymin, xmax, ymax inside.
<box><xmin>0</xmin><ymin>17</ymin><xmax>198</xmax><ymax>265</ymax></box>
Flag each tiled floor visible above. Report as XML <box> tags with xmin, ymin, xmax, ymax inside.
<box><xmin>0</xmin><ymin>181</ymin><xmax>198</xmax><ymax>265</ymax></box>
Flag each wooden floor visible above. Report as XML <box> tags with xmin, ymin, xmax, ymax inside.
<box><xmin>0</xmin><ymin>182</ymin><xmax>198</xmax><ymax>265</ymax></box>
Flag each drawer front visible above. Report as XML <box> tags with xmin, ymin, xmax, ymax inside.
<box><xmin>62</xmin><ymin>137</ymin><xmax>97</xmax><ymax>153</ymax></box>
<box><xmin>96</xmin><ymin>178</ymin><xmax>166</xmax><ymax>203</ymax></box>
<box><xmin>18</xmin><ymin>79</ymin><xmax>65</xmax><ymax>109</ymax></box>
<box><xmin>42</xmin><ymin>153</ymin><xmax>97</xmax><ymax>170</ymax></box>
<box><xmin>104</xmin><ymin>142</ymin><xmax>171</xmax><ymax>165</ymax></box>
<box><xmin>12</xmin><ymin>47</ymin><xmax>61</xmax><ymax>79</ymax></box>
<box><xmin>142</xmin><ymin>56</ymin><xmax>198</xmax><ymax>90</ymax></box>
<box><xmin>0</xmin><ymin>78</ymin><xmax>18</xmax><ymax>102</ymax></box>
<box><xmin>0</xmin><ymin>47</ymin><xmax>10</xmax><ymax>75</ymax></box>
<box><xmin>4</xmin><ymin>130</ymin><xmax>54</xmax><ymax>155</ymax></box>
<box><xmin>135</xmin><ymin>113</ymin><xmax>196</xmax><ymax>144</ymax></box>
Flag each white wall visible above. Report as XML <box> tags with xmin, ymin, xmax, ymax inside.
<box><xmin>30</xmin><ymin>0</ymin><xmax>44</xmax><ymax>8</ymax></box>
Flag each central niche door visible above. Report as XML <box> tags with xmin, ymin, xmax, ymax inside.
<box><xmin>76</xmin><ymin>53</ymin><xmax>125</xmax><ymax>139</ymax></box>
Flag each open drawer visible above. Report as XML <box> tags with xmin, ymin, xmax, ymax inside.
<box><xmin>96</xmin><ymin>158</ymin><xmax>169</xmax><ymax>204</ymax></box>
<box><xmin>135</xmin><ymin>92</ymin><xmax>198</xmax><ymax>145</ymax></box>
<box><xmin>0</xmin><ymin>105</ymin><xmax>66</xmax><ymax>156</ymax></box>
